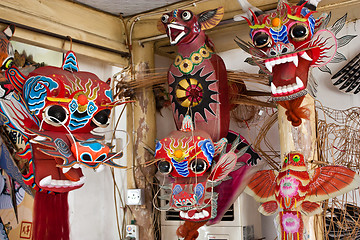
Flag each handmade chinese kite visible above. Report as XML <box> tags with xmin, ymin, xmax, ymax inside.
<box><xmin>235</xmin><ymin>1</ymin><xmax>360</xmax><ymax>239</ymax></box>
<box><xmin>159</xmin><ymin>7</ymin><xmax>229</xmax><ymax>141</ymax></box>
<box><xmin>157</xmin><ymin>7</ymin><xmax>265</xmax><ymax>240</ymax></box>
<box><xmin>0</xmin><ymin>27</ymin><xmax>126</xmax><ymax>239</ymax></box>
<box><xmin>245</xmin><ymin>152</ymin><xmax>360</xmax><ymax>240</ymax></box>
<box><xmin>235</xmin><ymin>0</ymin><xmax>341</xmax><ymax>126</ymax></box>
<box><xmin>155</xmin><ymin>116</ymin><xmax>262</xmax><ymax>240</ymax></box>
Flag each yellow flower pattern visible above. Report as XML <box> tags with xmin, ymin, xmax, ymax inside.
<box><xmin>174</xmin><ymin>55</ymin><xmax>182</xmax><ymax>66</ymax></box>
<box><xmin>199</xmin><ymin>48</ymin><xmax>210</xmax><ymax>58</ymax></box>
<box><xmin>179</xmin><ymin>59</ymin><xmax>193</xmax><ymax>74</ymax></box>
<box><xmin>174</xmin><ymin>44</ymin><xmax>214</xmax><ymax>74</ymax></box>
<box><xmin>191</xmin><ymin>53</ymin><xmax>203</xmax><ymax>64</ymax></box>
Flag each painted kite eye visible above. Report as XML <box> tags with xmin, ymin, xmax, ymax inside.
<box><xmin>253</xmin><ymin>32</ymin><xmax>272</xmax><ymax>48</ymax></box>
<box><xmin>284</xmin><ymin>156</ymin><xmax>288</xmax><ymax>163</ymax></box>
<box><xmin>290</xmin><ymin>23</ymin><xmax>309</xmax><ymax>41</ymax></box>
<box><xmin>181</xmin><ymin>11</ymin><xmax>192</xmax><ymax>21</ymax></box>
<box><xmin>81</xmin><ymin>153</ymin><xmax>92</xmax><ymax>162</ymax></box>
<box><xmin>292</xmin><ymin>154</ymin><xmax>301</xmax><ymax>162</ymax></box>
<box><xmin>43</xmin><ymin>105</ymin><xmax>68</xmax><ymax>126</ymax></box>
<box><xmin>161</xmin><ymin>14</ymin><xmax>169</xmax><ymax>23</ymax></box>
<box><xmin>190</xmin><ymin>159</ymin><xmax>207</xmax><ymax>174</ymax></box>
<box><xmin>158</xmin><ymin>160</ymin><xmax>172</xmax><ymax>174</ymax></box>
<box><xmin>92</xmin><ymin>109</ymin><xmax>111</xmax><ymax>128</ymax></box>
<box><xmin>3</xmin><ymin>58</ymin><xmax>13</xmax><ymax>70</ymax></box>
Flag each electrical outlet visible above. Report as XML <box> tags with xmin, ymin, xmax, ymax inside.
<box><xmin>126</xmin><ymin>224</ymin><xmax>139</xmax><ymax>239</ymax></box>
<box><xmin>126</xmin><ymin>189</ymin><xmax>144</xmax><ymax>205</ymax></box>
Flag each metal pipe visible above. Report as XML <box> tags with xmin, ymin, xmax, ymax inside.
<box><xmin>138</xmin><ymin>34</ymin><xmax>168</xmax><ymax>45</ymax></box>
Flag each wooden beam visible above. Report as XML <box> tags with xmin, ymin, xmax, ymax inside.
<box><xmin>0</xmin><ymin>0</ymin><xmax>129</xmax><ymax>66</ymax></box>
<box><xmin>126</xmin><ymin>0</ymin><xmax>268</xmax><ymax>41</ymax></box>
<box><xmin>129</xmin><ymin>0</ymin><xmax>360</xmax><ymax>57</ymax></box>
<box><xmin>126</xmin><ymin>42</ymin><xmax>157</xmax><ymax>239</ymax></box>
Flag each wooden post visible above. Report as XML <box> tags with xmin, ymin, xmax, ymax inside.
<box><xmin>126</xmin><ymin>41</ymin><xmax>157</xmax><ymax>240</ymax></box>
<box><xmin>277</xmin><ymin>94</ymin><xmax>324</xmax><ymax>239</ymax></box>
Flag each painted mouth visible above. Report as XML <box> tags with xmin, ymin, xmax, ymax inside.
<box><xmin>39</xmin><ymin>175</ymin><xmax>86</xmax><ymax>189</ymax></box>
<box><xmin>26</xmin><ymin>133</ymin><xmax>86</xmax><ymax>192</ymax></box>
<box><xmin>167</xmin><ymin>23</ymin><xmax>187</xmax><ymax>45</ymax></box>
<box><xmin>179</xmin><ymin>206</ymin><xmax>211</xmax><ymax>221</ymax></box>
<box><xmin>34</xmin><ymin>156</ymin><xmax>85</xmax><ymax>192</ymax></box>
<box><xmin>25</xmin><ymin>129</ymin><xmax>124</xmax><ymax>193</ymax></box>
<box><xmin>266</xmin><ymin>51</ymin><xmax>312</xmax><ymax>101</ymax></box>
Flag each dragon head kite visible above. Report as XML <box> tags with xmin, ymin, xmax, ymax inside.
<box><xmin>155</xmin><ymin>116</ymin><xmax>262</xmax><ymax>239</ymax></box>
<box><xmin>160</xmin><ymin>7</ymin><xmax>230</xmax><ymax>141</ymax></box>
<box><xmin>236</xmin><ymin>0</ymin><xmax>337</xmax><ymax>126</ymax></box>
<box><xmin>3</xmin><ymin>51</ymin><xmax>125</xmax><ymax>194</ymax></box>
<box><xmin>0</xmin><ymin>32</ymin><xmax>126</xmax><ymax>239</ymax></box>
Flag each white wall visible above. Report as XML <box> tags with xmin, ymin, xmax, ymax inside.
<box><xmin>315</xmin><ymin>19</ymin><xmax>360</xmax><ymax>109</ymax></box>
<box><xmin>68</xmin><ymin>55</ymin><xmax>128</xmax><ymax>240</ymax></box>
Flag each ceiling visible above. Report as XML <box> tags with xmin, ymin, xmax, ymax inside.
<box><xmin>69</xmin><ymin>0</ymin><xmax>184</xmax><ymax>16</ymax></box>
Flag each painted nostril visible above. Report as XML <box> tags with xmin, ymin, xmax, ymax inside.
<box><xmin>174</xmin><ymin>149</ymin><xmax>183</xmax><ymax>158</ymax></box>
<box><xmin>95</xmin><ymin>154</ymin><xmax>107</xmax><ymax>162</ymax></box>
<box><xmin>78</xmin><ymin>94</ymin><xmax>88</xmax><ymax>105</ymax></box>
<box><xmin>272</xmin><ymin>18</ymin><xmax>281</xmax><ymax>27</ymax></box>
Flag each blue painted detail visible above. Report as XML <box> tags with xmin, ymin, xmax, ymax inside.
<box><xmin>193</xmin><ymin>22</ymin><xmax>200</xmax><ymax>33</ymax></box>
<box><xmin>68</xmin><ymin>99</ymin><xmax>98</xmax><ymax>131</ymax></box>
<box><xmin>23</xmin><ymin>76</ymin><xmax>59</xmax><ymax>114</ymax></box>
<box><xmin>87</xmin><ymin>102</ymin><xmax>97</xmax><ymax>114</ymax></box>
<box><xmin>69</xmin><ymin>118</ymin><xmax>91</xmax><ymax>130</ymax></box>
<box><xmin>173</xmin><ymin>9</ymin><xmax>178</xmax><ymax>18</ymax></box>
<box><xmin>155</xmin><ymin>141</ymin><xmax>162</xmax><ymax>156</ymax></box>
<box><xmin>172</xmin><ymin>184</ymin><xmax>183</xmax><ymax>195</ymax></box>
<box><xmin>80</xmin><ymin>141</ymin><xmax>103</xmax><ymax>152</ymax></box>
<box><xmin>171</xmin><ymin>158</ymin><xmax>189</xmax><ymax>177</ymax></box>
<box><xmin>301</xmin><ymin>8</ymin><xmax>315</xmax><ymax>35</ymax></box>
<box><xmin>270</xmin><ymin>25</ymin><xmax>289</xmax><ymax>44</ymax></box>
<box><xmin>63</xmin><ymin>52</ymin><xmax>79</xmax><ymax>72</ymax></box>
<box><xmin>198</xmin><ymin>139</ymin><xmax>214</xmax><ymax>165</ymax></box>
<box><xmin>69</xmin><ymin>100</ymin><xmax>78</xmax><ymax>112</ymax></box>
<box><xmin>105</xmin><ymin>89</ymin><xmax>113</xmax><ymax>102</ymax></box>
<box><xmin>194</xmin><ymin>183</ymin><xmax>204</xmax><ymax>201</ymax></box>
<box><xmin>54</xmin><ymin>138</ymin><xmax>71</xmax><ymax>157</ymax></box>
